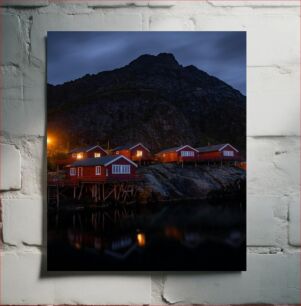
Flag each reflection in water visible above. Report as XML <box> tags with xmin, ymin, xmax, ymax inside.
<box><xmin>137</xmin><ymin>232</ymin><xmax>146</xmax><ymax>247</ymax></box>
<box><xmin>48</xmin><ymin>200</ymin><xmax>246</xmax><ymax>270</ymax></box>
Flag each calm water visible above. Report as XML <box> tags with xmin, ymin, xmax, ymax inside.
<box><xmin>48</xmin><ymin>199</ymin><xmax>246</xmax><ymax>271</ymax></box>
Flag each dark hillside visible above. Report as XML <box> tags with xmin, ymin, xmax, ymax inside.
<box><xmin>47</xmin><ymin>53</ymin><xmax>246</xmax><ymax>153</ymax></box>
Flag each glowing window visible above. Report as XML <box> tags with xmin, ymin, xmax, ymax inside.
<box><xmin>136</xmin><ymin>150</ymin><xmax>143</xmax><ymax>157</ymax></box>
<box><xmin>94</xmin><ymin>152</ymin><xmax>101</xmax><ymax>158</ymax></box>
<box><xmin>70</xmin><ymin>168</ymin><xmax>76</xmax><ymax>176</ymax></box>
<box><xmin>76</xmin><ymin>153</ymin><xmax>83</xmax><ymax>159</ymax></box>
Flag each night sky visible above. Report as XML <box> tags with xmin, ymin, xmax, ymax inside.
<box><xmin>47</xmin><ymin>31</ymin><xmax>246</xmax><ymax>95</ymax></box>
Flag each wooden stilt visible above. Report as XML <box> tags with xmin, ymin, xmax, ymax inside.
<box><xmin>114</xmin><ymin>184</ymin><xmax>117</xmax><ymax>200</ymax></box>
<box><xmin>56</xmin><ymin>185</ymin><xmax>59</xmax><ymax>209</ymax></box>
<box><xmin>78</xmin><ymin>183</ymin><xmax>84</xmax><ymax>200</ymax></box>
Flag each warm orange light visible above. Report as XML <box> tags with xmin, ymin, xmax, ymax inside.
<box><xmin>136</xmin><ymin>150</ymin><xmax>143</xmax><ymax>157</ymax></box>
<box><xmin>165</xmin><ymin>226</ymin><xmax>183</xmax><ymax>240</ymax></box>
<box><xmin>76</xmin><ymin>153</ymin><xmax>83</xmax><ymax>159</ymax></box>
<box><xmin>74</xmin><ymin>242</ymin><xmax>82</xmax><ymax>250</ymax></box>
<box><xmin>47</xmin><ymin>137</ymin><xmax>51</xmax><ymax>145</ymax></box>
<box><xmin>137</xmin><ymin>232</ymin><xmax>146</xmax><ymax>247</ymax></box>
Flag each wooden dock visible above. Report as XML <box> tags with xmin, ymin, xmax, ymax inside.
<box><xmin>48</xmin><ymin>176</ymin><xmax>143</xmax><ymax>208</ymax></box>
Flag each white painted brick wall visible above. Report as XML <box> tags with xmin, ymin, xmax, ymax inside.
<box><xmin>0</xmin><ymin>0</ymin><xmax>300</xmax><ymax>304</ymax></box>
<box><xmin>0</xmin><ymin>143</ymin><xmax>21</xmax><ymax>190</ymax></box>
<box><xmin>163</xmin><ymin>253</ymin><xmax>300</xmax><ymax>304</ymax></box>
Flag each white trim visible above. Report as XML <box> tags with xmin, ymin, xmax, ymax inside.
<box><xmin>129</xmin><ymin>143</ymin><xmax>150</xmax><ymax>152</ymax></box>
<box><xmin>104</xmin><ymin>155</ymin><xmax>138</xmax><ymax>167</ymax></box>
<box><xmin>223</xmin><ymin>150</ymin><xmax>234</xmax><ymax>157</ymax></box>
<box><xmin>175</xmin><ymin>145</ymin><xmax>198</xmax><ymax>153</ymax></box>
<box><xmin>218</xmin><ymin>144</ymin><xmax>239</xmax><ymax>153</ymax></box>
<box><xmin>86</xmin><ymin>145</ymin><xmax>106</xmax><ymax>153</ymax></box>
<box><xmin>95</xmin><ymin>166</ymin><xmax>101</xmax><ymax>175</ymax></box>
<box><xmin>77</xmin><ymin>167</ymin><xmax>83</xmax><ymax>176</ymax></box>
<box><xmin>112</xmin><ymin>164</ymin><xmax>131</xmax><ymax>174</ymax></box>
<box><xmin>180</xmin><ymin>150</ymin><xmax>195</xmax><ymax>157</ymax></box>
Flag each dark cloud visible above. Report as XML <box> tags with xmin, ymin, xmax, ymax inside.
<box><xmin>47</xmin><ymin>31</ymin><xmax>246</xmax><ymax>94</ymax></box>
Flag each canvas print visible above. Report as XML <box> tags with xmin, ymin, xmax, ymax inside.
<box><xmin>47</xmin><ymin>32</ymin><xmax>246</xmax><ymax>271</ymax></box>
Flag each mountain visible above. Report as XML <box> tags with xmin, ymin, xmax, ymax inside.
<box><xmin>47</xmin><ymin>53</ymin><xmax>246</xmax><ymax>153</ymax></box>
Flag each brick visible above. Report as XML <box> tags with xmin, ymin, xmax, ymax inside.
<box><xmin>1</xmin><ymin>65</ymin><xmax>22</xmax><ymax>102</ymax></box>
<box><xmin>194</xmin><ymin>9</ymin><xmax>300</xmax><ymax>68</ymax></box>
<box><xmin>149</xmin><ymin>15</ymin><xmax>195</xmax><ymax>30</ymax></box>
<box><xmin>2</xmin><ymin>251</ymin><xmax>151</xmax><ymax>304</ymax></box>
<box><xmin>0</xmin><ymin>143</ymin><xmax>21</xmax><ymax>191</ymax></box>
<box><xmin>247</xmin><ymin>137</ymin><xmax>299</xmax><ymax>197</ymax></box>
<box><xmin>86</xmin><ymin>1</ymin><xmax>148</xmax><ymax>7</ymax></box>
<box><xmin>148</xmin><ymin>1</ymin><xmax>175</xmax><ymax>7</ymax></box>
<box><xmin>248</xmin><ymin>14</ymin><xmax>300</xmax><ymax>67</ymax></box>
<box><xmin>1</xmin><ymin>65</ymin><xmax>46</xmax><ymax>136</ymax></box>
<box><xmin>247</xmin><ymin>195</ymin><xmax>277</xmax><ymax>246</ymax></box>
<box><xmin>2</xmin><ymin>13</ymin><xmax>24</xmax><ymax>66</ymax></box>
<box><xmin>102</xmin><ymin>12</ymin><xmax>143</xmax><ymax>29</ymax></box>
<box><xmin>288</xmin><ymin>193</ymin><xmax>300</xmax><ymax>246</ymax></box>
<box><xmin>19</xmin><ymin>138</ymin><xmax>44</xmax><ymax>196</ymax></box>
<box><xmin>0</xmin><ymin>0</ymin><xmax>49</xmax><ymax>6</ymax></box>
<box><xmin>206</xmin><ymin>0</ymin><xmax>300</xmax><ymax>7</ymax></box>
<box><xmin>2</xmin><ymin>198</ymin><xmax>43</xmax><ymax>246</ymax></box>
<box><xmin>85</xmin><ymin>0</ymin><xmax>174</xmax><ymax>7</ymax></box>
<box><xmin>163</xmin><ymin>253</ymin><xmax>299</xmax><ymax>304</ymax></box>
<box><xmin>248</xmin><ymin>66</ymin><xmax>299</xmax><ymax>136</ymax></box>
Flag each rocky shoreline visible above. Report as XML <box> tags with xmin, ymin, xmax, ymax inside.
<box><xmin>137</xmin><ymin>164</ymin><xmax>246</xmax><ymax>203</ymax></box>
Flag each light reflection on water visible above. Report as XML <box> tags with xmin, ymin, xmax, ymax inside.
<box><xmin>48</xmin><ymin>200</ymin><xmax>246</xmax><ymax>271</ymax></box>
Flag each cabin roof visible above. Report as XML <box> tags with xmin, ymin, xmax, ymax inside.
<box><xmin>112</xmin><ymin>143</ymin><xmax>150</xmax><ymax>152</ymax></box>
<box><xmin>197</xmin><ymin>143</ymin><xmax>239</xmax><ymax>153</ymax></box>
<box><xmin>157</xmin><ymin>145</ymin><xmax>198</xmax><ymax>154</ymax></box>
<box><xmin>70</xmin><ymin>155</ymin><xmax>138</xmax><ymax>167</ymax></box>
<box><xmin>69</xmin><ymin>145</ymin><xmax>106</xmax><ymax>154</ymax></box>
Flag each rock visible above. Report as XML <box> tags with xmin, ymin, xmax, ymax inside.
<box><xmin>137</xmin><ymin>164</ymin><xmax>246</xmax><ymax>202</ymax></box>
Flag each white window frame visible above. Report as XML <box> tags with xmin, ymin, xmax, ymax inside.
<box><xmin>95</xmin><ymin>166</ymin><xmax>101</xmax><ymax>175</ymax></box>
<box><xmin>70</xmin><ymin>167</ymin><xmax>76</xmax><ymax>176</ymax></box>
<box><xmin>112</xmin><ymin>164</ymin><xmax>131</xmax><ymax>174</ymax></box>
<box><xmin>94</xmin><ymin>152</ymin><xmax>101</xmax><ymax>158</ymax></box>
<box><xmin>180</xmin><ymin>151</ymin><xmax>195</xmax><ymax>157</ymax></box>
<box><xmin>77</xmin><ymin>167</ymin><xmax>83</xmax><ymax>176</ymax></box>
<box><xmin>223</xmin><ymin>150</ymin><xmax>234</xmax><ymax>157</ymax></box>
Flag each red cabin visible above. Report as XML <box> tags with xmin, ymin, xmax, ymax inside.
<box><xmin>69</xmin><ymin>145</ymin><xmax>108</xmax><ymax>161</ymax></box>
<box><xmin>55</xmin><ymin>145</ymin><xmax>108</xmax><ymax>168</ymax></box>
<box><xmin>197</xmin><ymin>143</ymin><xmax>241</xmax><ymax>163</ymax></box>
<box><xmin>67</xmin><ymin>155</ymin><xmax>138</xmax><ymax>183</ymax></box>
<box><xmin>156</xmin><ymin>145</ymin><xmax>198</xmax><ymax>163</ymax></box>
<box><xmin>112</xmin><ymin>143</ymin><xmax>152</xmax><ymax>163</ymax></box>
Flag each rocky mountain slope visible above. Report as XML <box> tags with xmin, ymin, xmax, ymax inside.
<box><xmin>137</xmin><ymin>164</ymin><xmax>246</xmax><ymax>203</ymax></box>
<box><xmin>48</xmin><ymin>53</ymin><xmax>246</xmax><ymax>153</ymax></box>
